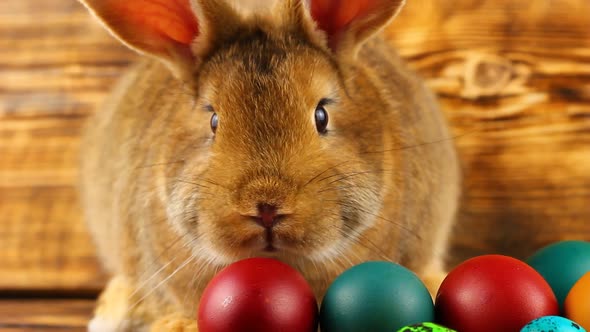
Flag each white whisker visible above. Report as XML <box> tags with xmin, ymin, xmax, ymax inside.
<box><xmin>128</xmin><ymin>259</ymin><xmax>176</xmax><ymax>300</ymax></box>
<box><xmin>129</xmin><ymin>255</ymin><xmax>195</xmax><ymax>312</ymax></box>
<box><xmin>182</xmin><ymin>244</ymin><xmax>218</xmax><ymax>308</ymax></box>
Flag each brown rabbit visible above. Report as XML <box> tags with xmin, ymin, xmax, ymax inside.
<box><xmin>79</xmin><ymin>0</ymin><xmax>460</xmax><ymax>331</ymax></box>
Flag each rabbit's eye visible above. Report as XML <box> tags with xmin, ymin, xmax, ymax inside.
<box><xmin>314</xmin><ymin>104</ymin><xmax>329</xmax><ymax>134</ymax></box>
<box><xmin>210</xmin><ymin>113</ymin><xmax>219</xmax><ymax>134</ymax></box>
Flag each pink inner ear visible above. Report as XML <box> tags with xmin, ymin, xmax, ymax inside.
<box><xmin>310</xmin><ymin>0</ymin><xmax>382</xmax><ymax>40</ymax></box>
<box><xmin>110</xmin><ymin>0</ymin><xmax>199</xmax><ymax>46</ymax></box>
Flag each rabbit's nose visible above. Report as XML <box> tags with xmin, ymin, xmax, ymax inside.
<box><xmin>254</xmin><ymin>203</ymin><xmax>282</xmax><ymax>228</ymax></box>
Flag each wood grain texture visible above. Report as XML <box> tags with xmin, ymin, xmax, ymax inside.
<box><xmin>0</xmin><ymin>0</ymin><xmax>588</xmax><ymax>295</ymax></box>
<box><xmin>386</xmin><ymin>0</ymin><xmax>590</xmax><ymax>265</ymax></box>
<box><xmin>0</xmin><ymin>0</ymin><xmax>127</xmax><ymax>292</ymax></box>
<box><xmin>0</xmin><ymin>299</ymin><xmax>93</xmax><ymax>331</ymax></box>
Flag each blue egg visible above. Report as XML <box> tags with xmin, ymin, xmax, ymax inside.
<box><xmin>520</xmin><ymin>316</ymin><xmax>586</xmax><ymax>332</ymax></box>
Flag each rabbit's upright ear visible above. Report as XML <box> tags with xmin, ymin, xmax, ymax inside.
<box><xmin>79</xmin><ymin>0</ymin><xmax>241</xmax><ymax>78</ymax></box>
<box><xmin>298</xmin><ymin>0</ymin><xmax>405</xmax><ymax>60</ymax></box>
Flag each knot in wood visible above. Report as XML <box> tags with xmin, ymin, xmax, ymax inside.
<box><xmin>463</xmin><ymin>53</ymin><xmax>515</xmax><ymax>99</ymax></box>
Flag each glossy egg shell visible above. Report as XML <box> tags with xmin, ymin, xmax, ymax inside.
<box><xmin>320</xmin><ymin>261</ymin><xmax>434</xmax><ymax>332</ymax></box>
<box><xmin>526</xmin><ymin>240</ymin><xmax>590</xmax><ymax>310</ymax></box>
<box><xmin>435</xmin><ymin>255</ymin><xmax>559</xmax><ymax>332</ymax></box>
<box><xmin>520</xmin><ymin>315</ymin><xmax>586</xmax><ymax>332</ymax></box>
<box><xmin>565</xmin><ymin>271</ymin><xmax>590</xmax><ymax>330</ymax></box>
<box><xmin>397</xmin><ymin>322</ymin><xmax>456</xmax><ymax>332</ymax></box>
<box><xmin>197</xmin><ymin>258</ymin><xmax>318</xmax><ymax>332</ymax></box>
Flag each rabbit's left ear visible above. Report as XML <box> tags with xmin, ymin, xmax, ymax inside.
<box><xmin>79</xmin><ymin>0</ymin><xmax>241</xmax><ymax>78</ymax></box>
<box><xmin>289</xmin><ymin>0</ymin><xmax>405</xmax><ymax>60</ymax></box>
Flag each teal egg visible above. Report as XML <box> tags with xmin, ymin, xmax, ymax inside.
<box><xmin>526</xmin><ymin>241</ymin><xmax>590</xmax><ymax>310</ymax></box>
<box><xmin>520</xmin><ymin>315</ymin><xmax>586</xmax><ymax>332</ymax></box>
<box><xmin>320</xmin><ymin>261</ymin><xmax>434</xmax><ymax>332</ymax></box>
<box><xmin>397</xmin><ymin>322</ymin><xmax>456</xmax><ymax>332</ymax></box>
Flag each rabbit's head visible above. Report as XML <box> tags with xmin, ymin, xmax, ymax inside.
<box><xmin>80</xmin><ymin>0</ymin><xmax>407</xmax><ymax>268</ymax></box>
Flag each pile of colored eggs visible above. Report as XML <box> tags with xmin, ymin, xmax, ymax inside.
<box><xmin>196</xmin><ymin>240</ymin><xmax>590</xmax><ymax>332</ymax></box>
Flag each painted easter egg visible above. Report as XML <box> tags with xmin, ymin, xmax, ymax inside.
<box><xmin>565</xmin><ymin>271</ymin><xmax>590</xmax><ymax>330</ymax></box>
<box><xmin>527</xmin><ymin>240</ymin><xmax>590</xmax><ymax>310</ymax></box>
<box><xmin>520</xmin><ymin>315</ymin><xmax>586</xmax><ymax>332</ymax></box>
<box><xmin>397</xmin><ymin>322</ymin><xmax>457</xmax><ymax>332</ymax></box>
<box><xmin>435</xmin><ymin>255</ymin><xmax>559</xmax><ymax>332</ymax></box>
<box><xmin>198</xmin><ymin>258</ymin><xmax>318</xmax><ymax>332</ymax></box>
<box><xmin>320</xmin><ymin>261</ymin><xmax>434</xmax><ymax>332</ymax></box>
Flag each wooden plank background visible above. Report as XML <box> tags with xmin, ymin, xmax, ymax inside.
<box><xmin>0</xmin><ymin>1</ymin><xmax>589</xmax><ymax>326</ymax></box>
<box><xmin>0</xmin><ymin>300</ymin><xmax>93</xmax><ymax>331</ymax></box>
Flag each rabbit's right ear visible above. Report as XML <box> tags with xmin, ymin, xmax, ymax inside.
<box><xmin>79</xmin><ymin>0</ymin><xmax>241</xmax><ymax>79</ymax></box>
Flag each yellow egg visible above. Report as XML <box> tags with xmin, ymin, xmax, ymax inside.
<box><xmin>564</xmin><ymin>271</ymin><xmax>590</xmax><ymax>330</ymax></box>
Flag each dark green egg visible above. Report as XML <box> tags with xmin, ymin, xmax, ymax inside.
<box><xmin>397</xmin><ymin>322</ymin><xmax>457</xmax><ymax>332</ymax></box>
<box><xmin>526</xmin><ymin>240</ymin><xmax>590</xmax><ymax>310</ymax></box>
<box><xmin>320</xmin><ymin>261</ymin><xmax>434</xmax><ymax>332</ymax></box>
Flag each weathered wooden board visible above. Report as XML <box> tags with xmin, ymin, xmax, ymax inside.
<box><xmin>0</xmin><ymin>299</ymin><xmax>93</xmax><ymax>331</ymax></box>
<box><xmin>0</xmin><ymin>0</ymin><xmax>589</xmax><ymax>294</ymax></box>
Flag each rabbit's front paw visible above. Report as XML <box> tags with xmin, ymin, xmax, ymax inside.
<box><xmin>88</xmin><ymin>276</ymin><xmax>150</xmax><ymax>332</ymax></box>
<box><xmin>150</xmin><ymin>313</ymin><xmax>198</xmax><ymax>332</ymax></box>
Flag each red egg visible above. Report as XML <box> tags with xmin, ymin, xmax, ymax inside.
<box><xmin>435</xmin><ymin>255</ymin><xmax>559</xmax><ymax>332</ymax></box>
<box><xmin>197</xmin><ymin>258</ymin><xmax>318</xmax><ymax>332</ymax></box>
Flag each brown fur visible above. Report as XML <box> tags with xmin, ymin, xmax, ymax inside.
<box><xmin>79</xmin><ymin>0</ymin><xmax>460</xmax><ymax>330</ymax></box>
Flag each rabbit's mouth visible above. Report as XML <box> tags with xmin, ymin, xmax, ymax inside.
<box><xmin>237</xmin><ymin>225</ymin><xmax>295</xmax><ymax>255</ymax></box>
<box><xmin>262</xmin><ymin>228</ymin><xmax>278</xmax><ymax>252</ymax></box>
<box><xmin>207</xmin><ymin>215</ymin><xmax>327</xmax><ymax>261</ymax></box>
